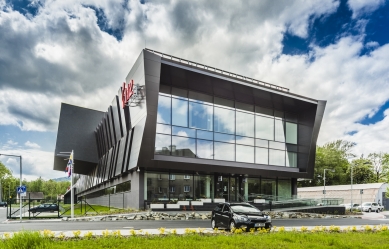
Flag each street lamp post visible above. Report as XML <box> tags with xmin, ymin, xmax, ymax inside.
<box><xmin>323</xmin><ymin>169</ymin><xmax>335</xmax><ymax>205</ymax></box>
<box><xmin>0</xmin><ymin>153</ymin><xmax>23</xmax><ymax>221</ymax></box>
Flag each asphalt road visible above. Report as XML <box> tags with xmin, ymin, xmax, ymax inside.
<box><xmin>2</xmin><ymin>207</ymin><xmax>389</xmax><ymax>233</ymax></box>
<box><xmin>1</xmin><ymin>217</ymin><xmax>389</xmax><ymax>232</ymax></box>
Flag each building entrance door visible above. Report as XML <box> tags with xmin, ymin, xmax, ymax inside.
<box><xmin>229</xmin><ymin>177</ymin><xmax>237</xmax><ymax>202</ymax></box>
<box><xmin>214</xmin><ymin>175</ymin><xmax>241</xmax><ymax>202</ymax></box>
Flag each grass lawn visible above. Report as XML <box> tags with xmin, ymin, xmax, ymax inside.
<box><xmin>60</xmin><ymin>204</ymin><xmax>122</xmax><ymax>215</ymax></box>
<box><xmin>2</xmin><ymin>230</ymin><xmax>389</xmax><ymax>249</ymax></box>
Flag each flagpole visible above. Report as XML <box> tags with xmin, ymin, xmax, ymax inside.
<box><xmin>71</xmin><ymin>150</ymin><xmax>74</xmax><ymax>219</ymax></box>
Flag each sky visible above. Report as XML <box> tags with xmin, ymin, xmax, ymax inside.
<box><xmin>0</xmin><ymin>0</ymin><xmax>388</xmax><ymax>181</ymax></box>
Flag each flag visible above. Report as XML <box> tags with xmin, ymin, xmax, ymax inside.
<box><xmin>65</xmin><ymin>151</ymin><xmax>73</xmax><ymax>178</ymax></box>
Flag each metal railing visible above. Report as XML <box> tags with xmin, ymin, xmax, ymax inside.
<box><xmin>145</xmin><ymin>48</ymin><xmax>289</xmax><ymax>92</ymax></box>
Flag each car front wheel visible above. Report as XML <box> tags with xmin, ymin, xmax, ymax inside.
<box><xmin>211</xmin><ymin>219</ymin><xmax>218</xmax><ymax>229</ymax></box>
<box><xmin>229</xmin><ymin>221</ymin><xmax>236</xmax><ymax>231</ymax></box>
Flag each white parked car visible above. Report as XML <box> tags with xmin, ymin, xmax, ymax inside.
<box><xmin>340</xmin><ymin>203</ymin><xmax>360</xmax><ymax>211</ymax></box>
<box><xmin>360</xmin><ymin>202</ymin><xmax>383</xmax><ymax>212</ymax></box>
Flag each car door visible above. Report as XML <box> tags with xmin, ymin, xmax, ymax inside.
<box><xmin>220</xmin><ymin>204</ymin><xmax>231</xmax><ymax>228</ymax></box>
<box><xmin>213</xmin><ymin>204</ymin><xmax>224</xmax><ymax>227</ymax></box>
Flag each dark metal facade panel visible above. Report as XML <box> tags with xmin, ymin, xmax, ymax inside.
<box><xmin>128</xmin><ymin>117</ymin><xmax>146</xmax><ymax>170</ymax></box>
<box><xmin>107</xmin><ymin>108</ymin><xmax>116</xmax><ymax>146</ymax></box>
<box><xmin>153</xmin><ymin>155</ymin><xmax>300</xmax><ymax>178</ymax></box>
<box><xmin>306</xmin><ymin>100</ymin><xmax>327</xmax><ymax>178</ymax></box>
<box><xmin>53</xmin><ymin>103</ymin><xmax>105</xmax><ymax>174</ymax></box>
<box><xmin>111</xmin><ymin>96</ymin><xmax>122</xmax><ymax>142</ymax></box>
<box><xmin>123</xmin><ymin>129</ymin><xmax>133</xmax><ymax>171</ymax></box>
<box><xmin>114</xmin><ymin>140</ymin><xmax>124</xmax><ymax>176</ymax></box>
<box><xmin>108</xmin><ymin>106</ymin><xmax>117</xmax><ymax>145</ymax></box>
<box><xmin>102</xmin><ymin>116</ymin><xmax>110</xmax><ymax>151</ymax></box>
<box><xmin>117</xmin><ymin>88</ymin><xmax>127</xmax><ymax>135</ymax></box>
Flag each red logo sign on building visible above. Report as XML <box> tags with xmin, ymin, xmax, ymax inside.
<box><xmin>121</xmin><ymin>80</ymin><xmax>134</xmax><ymax>108</ymax></box>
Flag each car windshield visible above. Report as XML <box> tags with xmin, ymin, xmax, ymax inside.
<box><xmin>362</xmin><ymin>203</ymin><xmax>371</xmax><ymax>206</ymax></box>
<box><xmin>230</xmin><ymin>205</ymin><xmax>260</xmax><ymax>213</ymax></box>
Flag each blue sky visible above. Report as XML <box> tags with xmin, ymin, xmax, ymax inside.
<box><xmin>0</xmin><ymin>0</ymin><xmax>389</xmax><ymax>180</ymax></box>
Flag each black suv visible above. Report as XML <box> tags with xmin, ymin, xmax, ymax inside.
<box><xmin>211</xmin><ymin>202</ymin><xmax>272</xmax><ymax>230</ymax></box>
<box><xmin>0</xmin><ymin>201</ymin><xmax>7</xmax><ymax>207</ymax></box>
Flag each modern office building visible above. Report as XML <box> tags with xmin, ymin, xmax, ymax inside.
<box><xmin>54</xmin><ymin>49</ymin><xmax>326</xmax><ymax>209</ymax></box>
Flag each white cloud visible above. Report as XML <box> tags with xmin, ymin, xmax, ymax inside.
<box><xmin>348</xmin><ymin>0</ymin><xmax>386</xmax><ymax>18</ymax></box>
<box><xmin>25</xmin><ymin>141</ymin><xmax>41</xmax><ymax>149</ymax></box>
<box><xmin>0</xmin><ymin>0</ymin><xmax>388</xmax><ymax>181</ymax></box>
<box><xmin>7</xmin><ymin>140</ymin><xmax>18</xmax><ymax>146</ymax></box>
<box><xmin>0</xmin><ymin>148</ymin><xmax>64</xmax><ymax>181</ymax></box>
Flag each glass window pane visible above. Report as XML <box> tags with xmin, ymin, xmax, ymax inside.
<box><xmin>214</xmin><ymin>142</ymin><xmax>235</xmax><ymax>161</ymax></box>
<box><xmin>171</xmin><ymin>136</ymin><xmax>196</xmax><ymax>158</ymax></box>
<box><xmin>197</xmin><ymin>139</ymin><xmax>213</xmax><ymax>159</ymax></box>
<box><xmin>155</xmin><ymin>134</ymin><xmax>171</xmax><ymax>155</ymax></box>
<box><xmin>285</xmin><ymin>112</ymin><xmax>298</xmax><ymax>122</ymax></box>
<box><xmin>256</xmin><ymin>139</ymin><xmax>268</xmax><ymax>148</ymax></box>
<box><xmin>274</xmin><ymin>119</ymin><xmax>285</xmax><ymax>142</ymax></box>
<box><xmin>274</xmin><ymin>110</ymin><xmax>284</xmax><ymax>119</ymax></box>
<box><xmin>236</xmin><ymin>136</ymin><xmax>254</xmax><ymax>146</ymax></box>
<box><xmin>194</xmin><ymin>175</ymin><xmax>213</xmax><ymax>200</ymax></box>
<box><xmin>255</xmin><ymin>147</ymin><xmax>268</xmax><ymax>164</ymax></box>
<box><xmin>261</xmin><ymin>178</ymin><xmax>276</xmax><ymax>196</ymax></box>
<box><xmin>172</xmin><ymin>98</ymin><xmax>188</xmax><ymax>127</ymax></box>
<box><xmin>255</xmin><ymin>115</ymin><xmax>274</xmax><ymax>140</ymax></box>
<box><xmin>189</xmin><ymin>102</ymin><xmax>213</xmax><ymax>131</ymax></box>
<box><xmin>189</xmin><ymin>91</ymin><xmax>213</xmax><ymax>103</ymax></box>
<box><xmin>236</xmin><ymin>111</ymin><xmax>254</xmax><ymax>137</ymax></box>
<box><xmin>145</xmin><ymin>172</ymin><xmax>169</xmax><ymax>201</ymax></box>
<box><xmin>157</xmin><ymin>95</ymin><xmax>171</xmax><ymax>124</ymax></box>
<box><xmin>214</xmin><ymin>107</ymin><xmax>235</xmax><ymax>134</ymax></box>
<box><xmin>197</xmin><ymin>130</ymin><xmax>213</xmax><ymax>140</ymax></box>
<box><xmin>156</xmin><ymin>124</ymin><xmax>171</xmax><ymax>134</ymax></box>
<box><xmin>255</xmin><ymin>106</ymin><xmax>273</xmax><ymax>117</ymax></box>
<box><xmin>172</xmin><ymin>87</ymin><xmax>187</xmax><ymax>98</ymax></box>
<box><xmin>269</xmin><ymin>149</ymin><xmax>285</xmax><ymax>166</ymax></box>
<box><xmin>236</xmin><ymin>102</ymin><xmax>253</xmax><ymax>112</ymax></box>
<box><xmin>236</xmin><ymin>145</ymin><xmax>254</xmax><ymax>163</ymax></box>
<box><xmin>159</xmin><ymin>85</ymin><xmax>170</xmax><ymax>94</ymax></box>
<box><xmin>269</xmin><ymin>141</ymin><xmax>285</xmax><ymax>150</ymax></box>
<box><xmin>286</xmin><ymin>152</ymin><xmax>297</xmax><ymax>167</ymax></box>
<box><xmin>172</xmin><ymin>126</ymin><xmax>196</xmax><ymax>137</ymax></box>
<box><xmin>214</xmin><ymin>133</ymin><xmax>235</xmax><ymax>143</ymax></box>
<box><xmin>214</xmin><ymin>97</ymin><xmax>234</xmax><ymax>108</ymax></box>
<box><xmin>278</xmin><ymin>179</ymin><xmax>291</xmax><ymax>198</ymax></box>
<box><xmin>286</xmin><ymin>122</ymin><xmax>297</xmax><ymax>144</ymax></box>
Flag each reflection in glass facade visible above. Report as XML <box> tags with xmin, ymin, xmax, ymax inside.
<box><xmin>155</xmin><ymin>92</ymin><xmax>299</xmax><ymax>167</ymax></box>
<box><xmin>145</xmin><ymin>172</ymin><xmax>292</xmax><ymax>202</ymax></box>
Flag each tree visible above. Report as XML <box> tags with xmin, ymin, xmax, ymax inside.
<box><xmin>380</xmin><ymin>153</ymin><xmax>389</xmax><ymax>182</ymax></box>
<box><xmin>313</xmin><ymin>140</ymin><xmax>356</xmax><ymax>187</ymax></box>
<box><xmin>367</xmin><ymin>152</ymin><xmax>386</xmax><ymax>182</ymax></box>
<box><xmin>347</xmin><ymin>158</ymin><xmax>375</xmax><ymax>184</ymax></box>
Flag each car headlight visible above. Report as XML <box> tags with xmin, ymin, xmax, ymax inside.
<box><xmin>265</xmin><ymin>215</ymin><xmax>271</xmax><ymax>222</ymax></box>
<box><xmin>234</xmin><ymin>215</ymin><xmax>249</xmax><ymax>222</ymax></box>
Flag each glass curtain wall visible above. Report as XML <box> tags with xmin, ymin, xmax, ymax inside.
<box><xmin>145</xmin><ymin>172</ymin><xmax>213</xmax><ymax>201</ymax></box>
<box><xmin>278</xmin><ymin>179</ymin><xmax>292</xmax><ymax>200</ymax></box>
<box><xmin>194</xmin><ymin>175</ymin><xmax>213</xmax><ymax>200</ymax></box>
<box><xmin>145</xmin><ymin>172</ymin><xmax>169</xmax><ymax>202</ymax></box>
<box><xmin>155</xmin><ymin>88</ymin><xmax>298</xmax><ymax>167</ymax></box>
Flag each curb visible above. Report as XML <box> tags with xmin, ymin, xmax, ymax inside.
<box><xmin>1</xmin><ymin>225</ymin><xmax>388</xmax><ymax>238</ymax></box>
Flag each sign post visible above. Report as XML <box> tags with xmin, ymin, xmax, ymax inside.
<box><xmin>17</xmin><ymin>185</ymin><xmax>26</xmax><ymax>220</ymax></box>
<box><xmin>71</xmin><ymin>150</ymin><xmax>74</xmax><ymax>219</ymax></box>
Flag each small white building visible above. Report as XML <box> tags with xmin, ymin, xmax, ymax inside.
<box><xmin>298</xmin><ymin>183</ymin><xmax>388</xmax><ymax>209</ymax></box>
